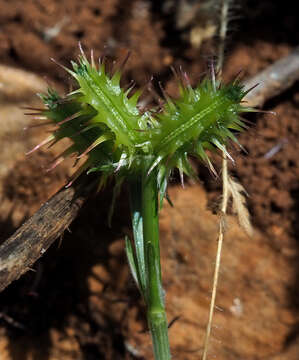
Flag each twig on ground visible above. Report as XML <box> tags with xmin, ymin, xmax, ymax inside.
<box><xmin>0</xmin><ymin>175</ymin><xmax>96</xmax><ymax>292</ymax></box>
<box><xmin>244</xmin><ymin>46</ymin><xmax>299</xmax><ymax>107</ymax></box>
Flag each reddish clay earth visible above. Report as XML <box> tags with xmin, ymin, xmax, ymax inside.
<box><xmin>0</xmin><ymin>0</ymin><xmax>298</xmax><ymax>359</ymax></box>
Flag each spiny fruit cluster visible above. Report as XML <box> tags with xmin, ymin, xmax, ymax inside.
<box><xmin>28</xmin><ymin>47</ymin><xmax>252</xmax><ymax>200</ymax></box>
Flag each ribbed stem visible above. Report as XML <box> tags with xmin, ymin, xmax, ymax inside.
<box><xmin>128</xmin><ymin>158</ymin><xmax>171</xmax><ymax>360</ymax></box>
<box><xmin>148</xmin><ymin>309</ymin><xmax>170</xmax><ymax>360</ymax></box>
<box><xmin>142</xmin><ymin>166</ymin><xmax>170</xmax><ymax>360</ymax></box>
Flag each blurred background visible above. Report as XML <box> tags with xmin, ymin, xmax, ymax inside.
<box><xmin>0</xmin><ymin>1</ymin><xmax>298</xmax><ymax>359</ymax></box>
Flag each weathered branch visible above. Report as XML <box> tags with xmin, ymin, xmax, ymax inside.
<box><xmin>0</xmin><ymin>176</ymin><xmax>96</xmax><ymax>292</ymax></box>
<box><xmin>244</xmin><ymin>46</ymin><xmax>299</xmax><ymax>107</ymax></box>
<box><xmin>1</xmin><ymin>47</ymin><xmax>299</xmax><ymax>293</ymax></box>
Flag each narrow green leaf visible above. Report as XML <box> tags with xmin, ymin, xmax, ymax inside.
<box><xmin>125</xmin><ymin>236</ymin><xmax>140</xmax><ymax>290</ymax></box>
<box><xmin>129</xmin><ymin>179</ymin><xmax>147</xmax><ymax>298</ymax></box>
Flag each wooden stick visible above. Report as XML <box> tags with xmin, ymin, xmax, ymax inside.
<box><xmin>1</xmin><ymin>47</ymin><xmax>299</xmax><ymax>293</ymax></box>
<box><xmin>0</xmin><ymin>175</ymin><xmax>96</xmax><ymax>292</ymax></box>
<box><xmin>244</xmin><ymin>46</ymin><xmax>299</xmax><ymax>107</ymax></box>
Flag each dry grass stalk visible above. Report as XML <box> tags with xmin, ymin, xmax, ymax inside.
<box><xmin>227</xmin><ymin>175</ymin><xmax>253</xmax><ymax>237</ymax></box>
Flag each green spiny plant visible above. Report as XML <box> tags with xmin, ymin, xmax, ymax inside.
<box><xmin>26</xmin><ymin>42</ymin><xmax>254</xmax><ymax>359</ymax></box>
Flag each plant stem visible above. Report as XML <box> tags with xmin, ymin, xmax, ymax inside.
<box><xmin>128</xmin><ymin>159</ymin><xmax>171</xmax><ymax>360</ymax></box>
<box><xmin>142</xmin><ymin>166</ymin><xmax>170</xmax><ymax>360</ymax></box>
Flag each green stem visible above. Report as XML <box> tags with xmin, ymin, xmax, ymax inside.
<box><xmin>142</xmin><ymin>167</ymin><xmax>170</xmax><ymax>360</ymax></box>
<box><xmin>128</xmin><ymin>159</ymin><xmax>171</xmax><ymax>360</ymax></box>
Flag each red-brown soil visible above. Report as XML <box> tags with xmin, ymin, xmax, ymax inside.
<box><xmin>0</xmin><ymin>0</ymin><xmax>298</xmax><ymax>359</ymax></box>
